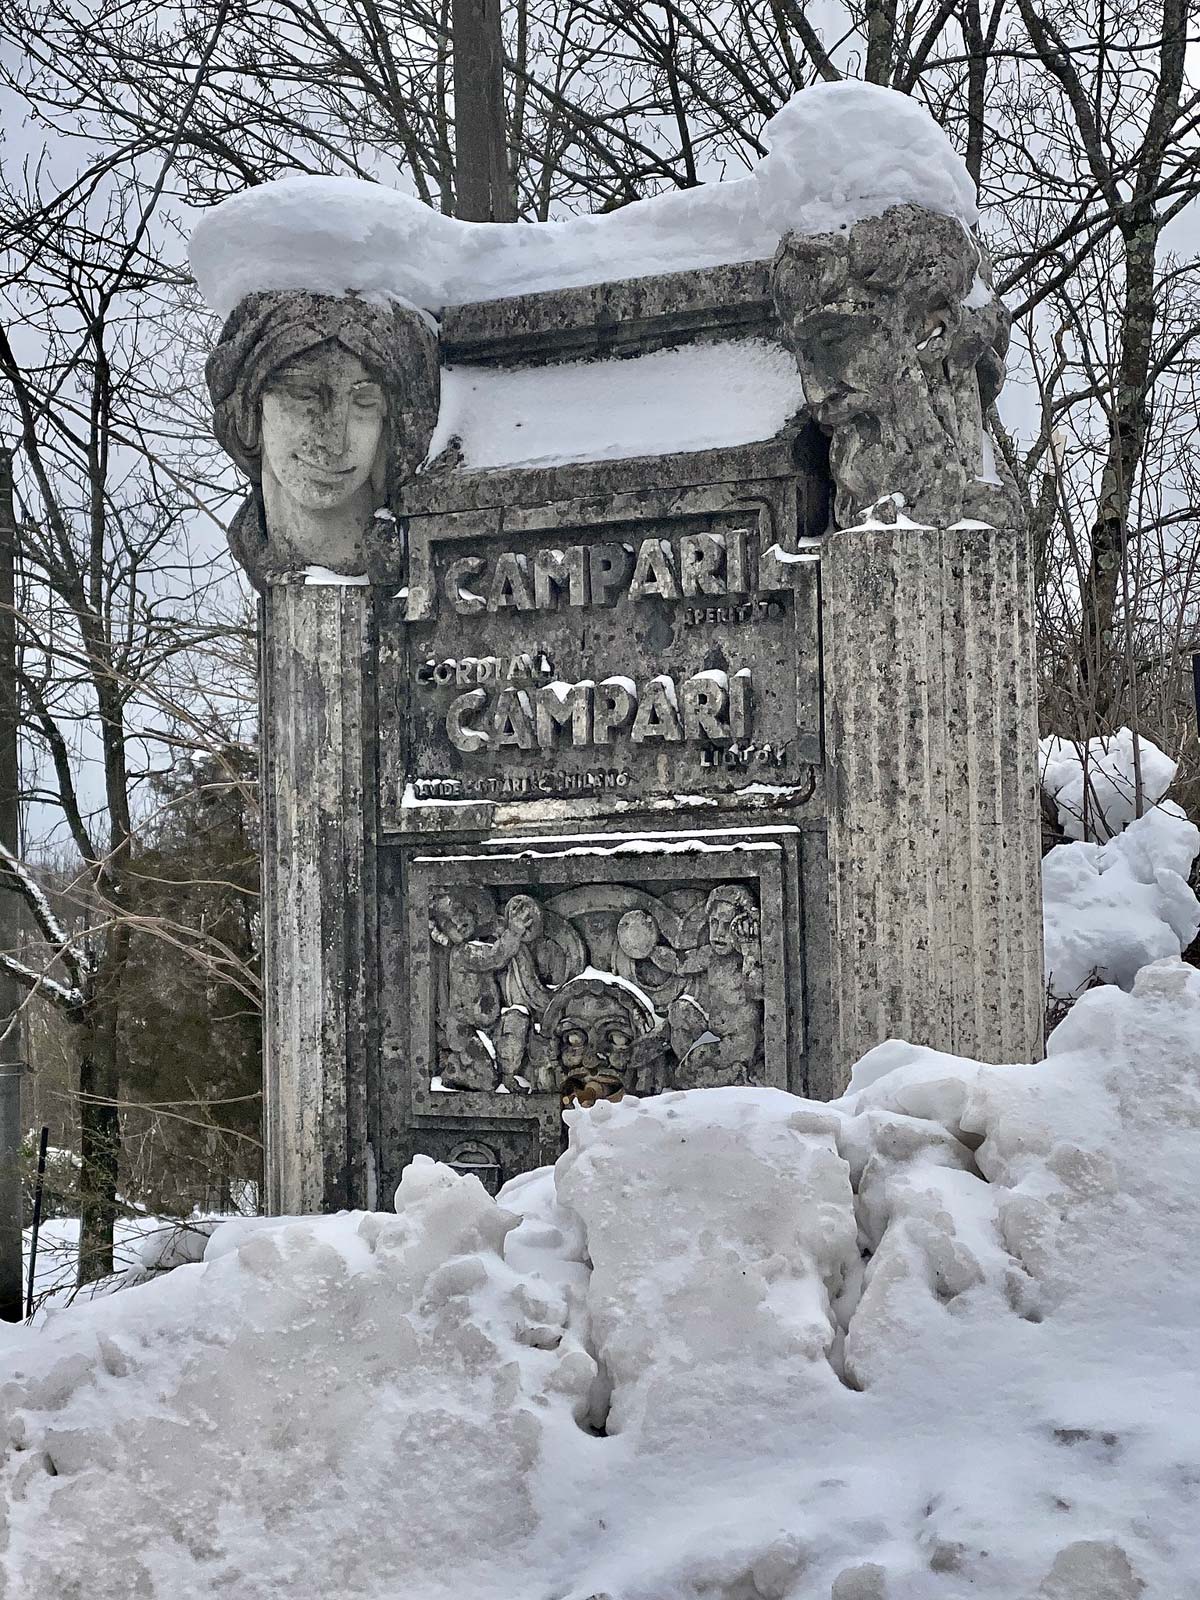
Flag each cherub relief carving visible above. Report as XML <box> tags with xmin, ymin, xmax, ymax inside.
<box><xmin>206</xmin><ymin>290</ymin><xmax>439</xmax><ymax>587</ymax></box>
<box><xmin>493</xmin><ymin>895</ymin><xmax>584</xmax><ymax>1091</ymax></box>
<box><xmin>665</xmin><ymin>884</ymin><xmax>764</xmax><ymax>1087</ymax></box>
<box><xmin>612</xmin><ymin>908</ymin><xmax>691</xmax><ymax>1011</ymax></box>
<box><xmin>426</xmin><ymin>879</ymin><xmax>766</xmax><ymax>1102</ymax></box>
<box><xmin>429</xmin><ymin>889</ymin><xmax>585</xmax><ymax>1093</ymax></box>
<box><xmin>429</xmin><ymin>890</ymin><xmax>537</xmax><ymax>1092</ymax></box>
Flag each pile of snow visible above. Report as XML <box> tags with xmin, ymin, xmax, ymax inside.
<box><xmin>1040</xmin><ymin>732</ymin><xmax>1199</xmax><ymax>998</ymax></box>
<box><xmin>5</xmin><ymin>959</ymin><xmax>1200</xmax><ymax>1598</ymax></box>
<box><xmin>1043</xmin><ymin>808</ymin><xmax>1199</xmax><ymax>997</ymax></box>
<box><xmin>427</xmin><ymin>338</ymin><xmax>805</xmax><ymax>471</ymax></box>
<box><xmin>189</xmin><ymin>83</ymin><xmax>979</xmax><ymax>317</ymax></box>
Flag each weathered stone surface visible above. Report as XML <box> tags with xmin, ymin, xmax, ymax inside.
<box><xmin>390</xmin><ymin>475</ymin><xmax>823</xmax><ymax>816</ymax></box>
<box><xmin>261</xmin><ymin>579</ymin><xmax>370</xmax><ymax>1212</ymax></box>
<box><xmin>207</xmin><ymin>212</ymin><xmax>1043</xmax><ymax>1208</ymax></box>
<box><xmin>427</xmin><ymin>877</ymin><xmax>765</xmax><ymax>1102</ymax></box>
<box><xmin>389</xmin><ymin>831</ymin><xmax>812</xmax><ymax>1181</ymax></box>
<box><xmin>206</xmin><ymin>290</ymin><xmax>438</xmax><ymax>588</ymax></box>
<box><xmin>772</xmin><ymin>204</ymin><xmax>1015</xmax><ymax>529</ymax></box>
<box><xmin>439</xmin><ymin>257</ymin><xmax>775</xmax><ymax>364</ymax></box>
<box><xmin>397</xmin><ymin>429</ymin><xmax>827</xmax><ymax>518</ymax></box>
<box><xmin>822</xmin><ymin>516</ymin><xmax>1044</xmax><ymax>1067</ymax></box>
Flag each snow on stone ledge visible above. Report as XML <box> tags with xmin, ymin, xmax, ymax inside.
<box><xmin>426</xmin><ymin>338</ymin><xmax>805</xmax><ymax>470</ymax></box>
<box><xmin>302</xmin><ymin>565</ymin><xmax>369</xmax><ymax>586</ymax></box>
<box><xmin>189</xmin><ymin>83</ymin><xmax>980</xmax><ymax>317</ymax></box>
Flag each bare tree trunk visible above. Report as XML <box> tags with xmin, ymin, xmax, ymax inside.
<box><xmin>0</xmin><ymin>451</ymin><xmax>21</xmax><ymax>1321</ymax></box>
<box><xmin>76</xmin><ymin>1044</ymin><xmax>118</xmax><ymax>1283</ymax></box>
<box><xmin>76</xmin><ymin>926</ymin><xmax>128</xmax><ymax>1284</ymax></box>
<box><xmin>864</xmin><ymin>0</ymin><xmax>897</xmax><ymax>83</ymax></box>
<box><xmin>452</xmin><ymin>0</ymin><xmax>515</xmax><ymax>221</ymax></box>
<box><xmin>962</xmin><ymin>0</ymin><xmax>987</xmax><ymax>194</ymax></box>
<box><xmin>1079</xmin><ymin>217</ymin><xmax>1160</xmax><ymax>720</ymax></box>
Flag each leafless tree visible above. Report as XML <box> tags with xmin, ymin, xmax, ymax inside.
<box><xmin>0</xmin><ymin>18</ymin><xmax>260</xmax><ymax>1277</ymax></box>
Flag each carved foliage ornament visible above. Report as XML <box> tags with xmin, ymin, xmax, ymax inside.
<box><xmin>772</xmin><ymin>204</ymin><xmax>1017</xmax><ymax>530</ymax></box>
<box><xmin>206</xmin><ymin>291</ymin><xmax>439</xmax><ymax>588</ymax></box>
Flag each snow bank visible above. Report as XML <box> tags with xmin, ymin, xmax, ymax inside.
<box><xmin>1039</xmin><ymin>732</ymin><xmax>1199</xmax><ymax>998</ymax></box>
<box><xmin>6</xmin><ymin>960</ymin><xmax>1200</xmax><ymax>1598</ymax></box>
<box><xmin>3</xmin><ymin>1162</ymin><xmax>588</xmax><ymax>1598</ymax></box>
<box><xmin>189</xmin><ymin>84</ymin><xmax>979</xmax><ymax>317</ymax></box>
<box><xmin>22</xmin><ymin>1215</ymin><xmax>221</xmax><ymax>1308</ymax></box>
<box><xmin>427</xmin><ymin>338</ymin><xmax>805</xmax><ymax>470</ymax></box>
<box><xmin>1043</xmin><ymin>808</ymin><xmax>1200</xmax><ymax>996</ymax></box>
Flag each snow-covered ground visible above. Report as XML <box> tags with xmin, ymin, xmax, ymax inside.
<box><xmin>4</xmin><ymin>958</ymin><xmax>1199</xmax><ymax>1599</ymax></box>
<box><xmin>6</xmin><ymin>729</ymin><xmax>1194</xmax><ymax>1597</ymax></box>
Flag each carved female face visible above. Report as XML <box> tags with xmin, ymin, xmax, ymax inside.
<box><xmin>705</xmin><ymin>887</ymin><xmax>755</xmax><ymax>957</ymax></box>
<box><xmin>207</xmin><ymin>290</ymin><xmax>441</xmax><ymax>586</ymax></box>
<box><xmin>259</xmin><ymin>345</ymin><xmax>386</xmax><ymax>515</ymax></box>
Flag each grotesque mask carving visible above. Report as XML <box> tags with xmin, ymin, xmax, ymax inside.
<box><xmin>772</xmin><ymin>204</ymin><xmax>1016</xmax><ymax>530</ymax></box>
<box><xmin>206</xmin><ymin>290</ymin><xmax>439</xmax><ymax>587</ymax></box>
<box><xmin>540</xmin><ymin>976</ymin><xmax>656</xmax><ymax>1108</ymax></box>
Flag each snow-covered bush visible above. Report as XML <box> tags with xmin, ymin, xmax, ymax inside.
<box><xmin>1041</xmin><ymin>728</ymin><xmax>1179</xmax><ymax>842</ymax></box>
<box><xmin>1040</xmin><ymin>732</ymin><xmax>1199</xmax><ymax>999</ymax></box>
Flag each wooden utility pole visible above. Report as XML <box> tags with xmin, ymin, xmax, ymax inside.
<box><xmin>0</xmin><ymin>451</ymin><xmax>23</xmax><ymax>1323</ymax></box>
<box><xmin>452</xmin><ymin>0</ymin><xmax>515</xmax><ymax>222</ymax></box>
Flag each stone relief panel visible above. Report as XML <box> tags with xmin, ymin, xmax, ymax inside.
<box><xmin>206</xmin><ymin>290</ymin><xmax>439</xmax><ymax>588</ymax></box>
<box><xmin>771</xmin><ymin>203</ymin><xmax>1017</xmax><ymax>530</ymax></box>
<box><xmin>426</xmin><ymin>877</ymin><xmax>766</xmax><ymax>1106</ymax></box>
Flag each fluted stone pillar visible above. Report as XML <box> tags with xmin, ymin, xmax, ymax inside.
<box><xmin>261</xmin><ymin>579</ymin><xmax>371</xmax><ymax>1214</ymax></box>
<box><xmin>822</xmin><ymin>519</ymin><xmax>1044</xmax><ymax>1075</ymax></box>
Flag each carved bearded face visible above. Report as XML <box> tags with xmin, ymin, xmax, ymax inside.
<box><xmin>259</xmin><ymin>344</ymin><xmax>386</xmax><ymax>515</ymax></box>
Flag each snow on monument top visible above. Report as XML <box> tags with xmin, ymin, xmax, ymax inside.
<box><xmin>189</xmin><ymin>83</ymin><xmax>979</xmax><ymax>317</ymax></box>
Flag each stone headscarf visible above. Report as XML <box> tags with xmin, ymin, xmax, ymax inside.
<box><xmin>205</xmin><ymin>290</ymin><xmax>440</xmax><ymax>586</ymax></box>
<box><xmin>206</xmin><ymin>289</ymin><xmax>440</xmax><ymax>490</ymax></box>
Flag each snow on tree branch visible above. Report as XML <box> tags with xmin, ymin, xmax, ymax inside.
<box><xmin>0</xmin><ymin>946</ymin><xmax>85</xmax><ymax>1012</ymax></box>
<box><xmin>0</xmin><ymin>837</ymin><xmax>85</xmax><ymax>990</ymax></box>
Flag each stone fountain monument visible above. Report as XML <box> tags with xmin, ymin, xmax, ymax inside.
<box><xmin>193</xmin><ymin>85</ymin><xmax>1044</xmax><ymax>1213</ymax></box>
